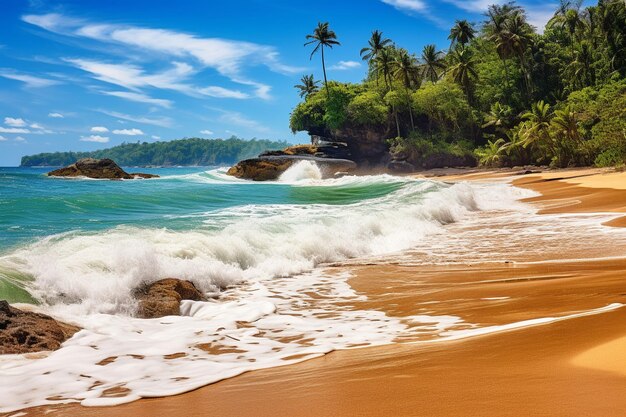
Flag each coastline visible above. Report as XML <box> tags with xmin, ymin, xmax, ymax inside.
<box><xmin>16</xmin><ymin>168</ymin><xmax>626</xmax><ymax>417</ymax></box>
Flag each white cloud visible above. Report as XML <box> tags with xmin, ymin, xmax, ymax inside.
<box><xmin>14</xmin><ymin>136</ymin><xmax>27</xmax><ymax>142</ymax></box>
<box><xmin>442</xmin><ymin>0</ymin><xmax>496</xmax><ymax>12</ymax></box>
<box><xmin>98</xmin><ymin>110</ymin><xmax>173</xmax><ymax>127</ymax></box>
<box><xmin>218</xmin><ymin>110</ymin><xmax>270</xmax><ymax>133</ymax></box>
<box><xmin>102</xmin><ymin>91</ymin><xmax>173</xmax><ymax>108</ymax></box>
<box><xmin>90</xmin><ymin>126</ymin><xmax>109</xmax><ymax>133</ymax></box>
<box><xmin>330</xmin><ymin>61</ymin><xmax>362</xmax><ymax>71</ymax></box>
<box><xmin>30</xmin><ymin>123</ymin><xmax>43</xmax><ymax>129</ymax></box>
<box><xmin>4</xmin><ymin>117</ymin><xmax>26</xmax><ymax>127</ymax></box>
<box><xmin>197</xmin><ymin>86</ymin><xmax>249</xmax><ymax>99</ymax></box>
<box><xmin>200</xmin><ymin>129</ymin><xmax>214</xmax><ymax>135</ymax></box>
<box><xmin>48</xmin><ymin>112</ymin><xmax>64</xmax><ymax>118</ymax></box>
<box><xmin>381</xmin><ymin>0</ymin><xmax>427</xmax><ymax>13</ymax></box>
<box><xmin>151</xmin><ymin>135</ymin><xmax>160</xmax><ymax>140</ymax></box>
<box><xmin>112</xmin><ymin>128</ymin><xmax>144</xmax><ymax>135</ymax></box>
<box><xmin>0</xmin><ymin>135</ymin><xmax>6</xmax><ymax>141</ymax></box>
<box><xmin>66</xmin><ymin>59</ymin><xmax>254</xmax><ymax>100</ymax></box>
<box><xmin>80</xmin><ymin>134</ymin><xmax>109</xmax><ymax>143</ymax></box>
<box><xmin>0</xmin><ymin>127</ymin><xmax>30</xmax><ymax>134</ymax></box>
<box><xmin>0</xmin><ymin>71</ymin><xmax>61</xmax><ymax>88</ymax></box>
<box><xmin>23</xmin><ymin>13</ymin><xmax>304</xmax><ymax>100</ymax></box>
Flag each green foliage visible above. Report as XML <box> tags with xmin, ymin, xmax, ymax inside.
<box><xmin>291</xmin><ymin>1</ymin><xmax>626</xmax><ymax>169</ymax></box>
<box><xmin>20</xmin><ymin>137</ymin><xmax>289</xmax><ymax>167</ymax></box>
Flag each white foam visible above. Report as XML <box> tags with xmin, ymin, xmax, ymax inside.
<box><xmin>278</xmin><ymin>160</ymin><xmax>322</xmax><ymax>182</ymax></box>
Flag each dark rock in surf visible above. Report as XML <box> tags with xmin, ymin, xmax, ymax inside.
<box><xmin>227</xmin><ymin>155</ymin><xmax>357</xmax><ymax>181</ymax></box>
<box><xmin>0</xmin><ymin>300</ymin><xmax>80</xmax><ymax>354</ymax></box>
<box><xmin>134</xmin><ymin>279</ymin><xmax>206</xmax><ymax>319</ymax></box>
<box><xmin>48</xmin><ymin>158</ymin><xmax>159</xmax><ymax>180</ymax></box>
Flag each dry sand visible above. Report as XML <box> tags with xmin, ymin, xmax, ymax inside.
<box><xmin>15</xmin><ymin>168</ymin><xmax>626</xmax><ymax>417</ymax></box>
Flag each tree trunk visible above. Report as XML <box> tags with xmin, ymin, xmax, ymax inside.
<box><xmin>321</xmin><ymin>46</ymin><xmax>329</xmax><ymax>99</ymax></box>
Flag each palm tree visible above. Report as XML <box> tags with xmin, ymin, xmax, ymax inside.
<box><xmin>294</xmin><ymin>74</ymin><xmax>320</xmax><ymax>98</ymax></box>
<box><xmin>375</xmin><ymin>46</ymin><xmax>395</xmax><ymax>89</ymax></box>
<box><xmin>502</xmin><ymin>11</ymin><xmax>534</xmax><ymax>96</ymax></box>
<box><xmin>521</xmin><ymin>100</ymin><xmax>553</xmax><ymax>151</ymax></box>
<box><xmin>360</xmin><ymin>30</ymin><xmax>392</xmax><ymax>86</ymax></box>
<box><xmin>448</xmin><ymin>46</ymin><xmax>478</xmax><ymax>98</ymax></box>
<box><xmin>548</xmin><ymin>1</ymin><xmax>584</xmax><ymax>56</ymax></box>
<box><xmin>392</xmin><ymin>48</ymin><xmax>420</xmax><ymax>129</ymax></box>
<box><xmin>448</xmin><ymin>20</ymin><xmax>476</xmax><ymax>49</ymax></box>
<box><xmin>551</xmin><ymin>105</ymin><xmax>581</xmax><ymax>143</ymax></box>
<box><xmin>305</xmin><ymin>22</ymin><xmax>340</xmax><ymax>98</ymax></box>
<box><xmin>476</xmin><ymin>138</ymin><xmax>507</xmax><ymax>166</ymax></box>
<box><xmin>482</xmin><ymin>102</ymin><xmax>513</xmax><ymax>135</ymax></box>
<box><xmin>566</xmin><ymin>40</ymin><xmax>595</xmax><ymax>89</ymax></box>
<box><xmin>484</xmin><ymin>2</ymin><xmax>522</xmax><ymax>87</ymax></box>
<box><xmin>420</xmin><ymin>44</ymin><xmax>446</xmax><ymax>83</ymax></box>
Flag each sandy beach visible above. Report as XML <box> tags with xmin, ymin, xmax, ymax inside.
<box><xmin>15</xmin><ymin>168</ymin><xmax>626</xmax><ymax>417</ymax></box>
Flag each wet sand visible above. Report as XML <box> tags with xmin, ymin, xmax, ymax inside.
<box><xmin>16</xmin><ymin>168</ymin><xmax>626</xmax><ymax>417</ymax></box>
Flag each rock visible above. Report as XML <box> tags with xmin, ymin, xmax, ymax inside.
<box><xmin>134</xmin><ymin>279</ymin><xmax>206</xmax><ymax>319</ymax></box>
<box><xmin>227</xmin><ymin>155</ymin><xmax>357</xmax><ymax>181</ymax></box>
<box><xmin>48</xmin><ymin>158</ymin><xmax>159</xmax><ymax>180</ymax></box>
<box><xmin>387</xmin><ymin>160</ymin><xmax>416</xmax><ymax>173</ymax></box>
<box><xmin>0</xmin><ymin>300</ymin><xmax>79</xmax><ymax>354</ymax></box>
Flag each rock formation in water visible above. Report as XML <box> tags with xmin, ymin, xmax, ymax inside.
<box><xmin>227</xmin><ymin>143</ymin><xmax>357</xmax><ymax>181</ymax></box>
<box><xmin>48</xmin><ymin>158</ymin><xmax>159</xmax><ymax>180</ymax></box>
<box><xmin>134</xmin><ymin>279</ymin><xmax>206</xmax><ymax>319</ymax></box>
<box><xmin>0</xmin><ymin>300</ymin><xmax>79</xmax><ymax>354</ymax></box>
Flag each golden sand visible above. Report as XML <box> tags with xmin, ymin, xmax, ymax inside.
<box><xmin>16</xmin><ymin>168</ymin><xmax>626</xmax><ymax>417</ymax></box>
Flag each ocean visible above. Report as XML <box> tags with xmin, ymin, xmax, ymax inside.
<box><xmin>1</xmin><ymin>162</ymin><xmax>625</xmax><ymax>412</ymax></box>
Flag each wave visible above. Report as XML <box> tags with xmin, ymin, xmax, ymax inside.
<box><xmin>0</xmin><ymin>176</ymin><xmax>531</xmax><ymax>316</ymax></box>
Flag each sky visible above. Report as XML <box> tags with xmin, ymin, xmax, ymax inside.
<box><xmin>0</xmin><ymin>0</ymin><xmax>568</xmax><ymax>166</ymax></box>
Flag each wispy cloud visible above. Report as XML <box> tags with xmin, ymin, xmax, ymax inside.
<box><xmin>200</xmin><ymin>129</ymin><xmax>214</xmax><ymax>135</ymax></box>
<box><xmin>112</xmin><ymin>128</ymin><xmax>143</xmax><ymax>135</ymax></box>
<box><xmin>80</xmin><ymin>134</ymin><xmax>109</xmax><ymax>143</ymax></box>
<box><xmin>4</xmin><ymin>117</ymin><xmax>26</xmax><ymax>127</ymax></box>
<box><xmin>23</xmin><ymin>13</ymin><xmax>304</xmax><ymax>100</ymax></box>
<box><xmin>0</xmin><ymin>135</ymin><xmax>7</xmax><ymax>141</ymax></box>
<box><xmin>151</xmin><ymin>135</ymin><xmax>160</xmax><ymax>140</ymax></box>
<box><xmin>14</xmin><ymin>136</ymin><xmax>27</xmax><ymax>142</ymax></box>
<box><xmin>102</xmin><ymin>91</ymin><xmax>173</xmax><ymax>108</ymax></box>
<box><xmin>380</xmin><ymin>0</ymin><xmax>448</xmax><ymax>27</ymax></box>
<box><xmin>218</xmin><ymin>110</ymin><xmax>270</xmax><ymax>133</ymax></box>
<box><xmin>0</xmin><ymin>127</ymin><xmax>30</xmax><ymax>134</ymax></box>
<box><xmin>330</xmin><ymin>60</ymin><xmax>362</xmax><ymax>71</ymax></box>
<box><xmin>98</xmin><ymin>109</ymin><xmax>173</xmax><ymax>127</ymax></box>
<box><xmin>90</xmin><ymin>126</ymin><xmax>109</xmax><ymax>133</ymax></box>
<box><xmin>381</xmin><ymin>0</ymin><xmax>427</xmax><ymax>12</ymax></box>
<box><xmin>0</xmin><ymin>70</ymin><xmax>61</xmax><ymax>88</ymax></box>
<box><xmin>48</xmin><ymin>112</ymin><xmax>64</xmax><ymax>118</ymax></box>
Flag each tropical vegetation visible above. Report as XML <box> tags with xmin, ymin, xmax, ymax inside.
<box><xmin>20</xmin><ymin>137</ymin><xmax>289</xmax><ymax>167</ymax></box>
<box><xmin>291</xmin><ymin>1</ymin><xmax>626</xmax><ymax>169</ymax></box>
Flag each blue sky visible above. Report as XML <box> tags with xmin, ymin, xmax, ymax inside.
<box><xmin>0</xmin><ymin>0</ymin><xmax>566</xmax><ymax>166</ymax></box>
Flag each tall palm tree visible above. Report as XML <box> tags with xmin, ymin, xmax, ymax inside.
<box><xmin>448</xmin><ymin>46</ymin><xmax>478</xmax><ymax>98</ymax></box>
<box><xmin>484</xmin><ymin>2</ymin><xmax>522</xmax><ymax>87</ymax></box>
<box><xmin>375</xmin><ymin>46</ymin><xmax>395</xmax><ymax>89</ymax></box>
<box><xmin>305</xmin><ymin>22</ymin><xmax>340</xmax><ymax>98</ymax></box>
<box><xmin>548</xmin><ymin>1</ymin><xmax>584</xmax><ymax>56</ymax></box>
<box><xmin>294</xmin><ymin>74</ymin><xmax>320</xmax><ymax>98</ymax></box>
<box><xmin>392</xmin><ymin>48</ymin><xmax>420</xmax><ymax>129</ymax></box>
<box><xmin>502</xmin><ymin>11</ymin><xmax>534</xmax><ymax>96</ymax></box>
<box><xmin>360</xmin><ymin>30</ymin><xmax>392</xmax><ymax>86</ymax></box>
<box><xmin>420</xmin><ymin>44</ymin><xmax>446</xmax><ymax>83</ymax></box>
<box><xmin>448</xmin><ymin>20</ymin><xmax>476</xmax><ymax>49</ymax></box>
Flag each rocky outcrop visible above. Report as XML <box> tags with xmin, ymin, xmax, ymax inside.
<box><xmin>0</xmin><ymin>300</ymin><xmax>79</xmax><ymax>354</ymax></box>
<box><xmin>228</xmin><ymin>142</ymin><xmax>357</xmax><ymax>181</ymax></box>
<box><xmin>228</xmin><ymin>155</ymin><xmax>357</xmax><ymax>181</ymax></box>
<box><xmin>48</xmin><ymin>158</ymin><xmax>159</xmax><ymax>180</ymax></box>
<box><xmin>134</xmin><ymin>279</ymin><xmax>206</xmax><ymax>319</ymax></box>
<box><xmin>330</xmin><ymin>127</ymin><xmax>392</xmax><ymax>165</ymax></box>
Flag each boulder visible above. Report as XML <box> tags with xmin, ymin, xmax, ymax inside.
<box><xmin>227</xmin><ymin>155</ymin><xmax>357</xmax><ymax>181</ymax></box>
<box><xmin>48</xmin><ymin>158</ymin><xmax>159</xmax><ymax>180</ymax></box>
<box><xmin>134</xmin><ymin>279</ymin><xmax>206</xmax><ymax>319</ymax></box>
<box><xmin>387</xmin><ymin>160</ymin><xmax>416</xmax><ymax>173</ymax></box>
<box><xmin>0</xmin><ymin>300</ymin><xmax>79</xmax><ymax>354</ymax></box>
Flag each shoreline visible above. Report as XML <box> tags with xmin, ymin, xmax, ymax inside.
<box><xmin>15</xmin><ymin>167</ymin><xmax>626</xmax><ymax>417</ymax></box>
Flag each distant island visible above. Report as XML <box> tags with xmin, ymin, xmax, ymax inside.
<box><xmin>20</xmin><ymin>137</ymin><xmax>290</xmax><ymax>167</ymax></box>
